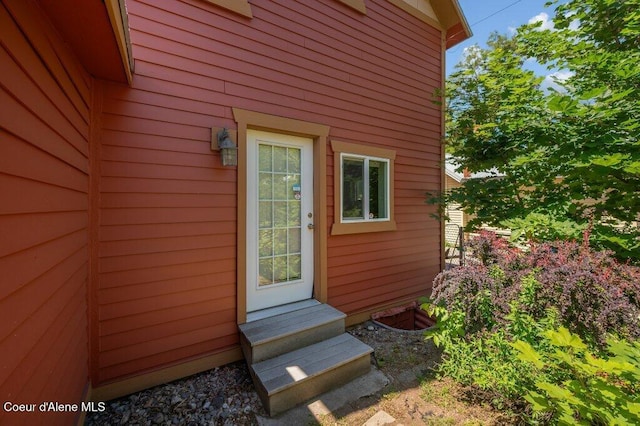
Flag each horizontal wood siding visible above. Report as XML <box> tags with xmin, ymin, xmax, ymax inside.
<box><xmin>96</xmin><ymin>0</ymin><xmax>443</xmax><ymax>383</ymax></box>
<box><xmin>0</xmin><ymin>1</ymin><xmax>90</xmax><ymax>424</ymax></box>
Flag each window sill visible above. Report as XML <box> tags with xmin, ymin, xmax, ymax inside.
<box><xmin>335</xmin><ymin>0</ymin><xmax>366</xmax><ymax>14</ymax></box>
<box><xmin>202</xmin><ymin>0</ymin><xmax>252</xmax><ymax>18</ymax></box>
<box><xmin>331</xmin><ymin>220</ymin><xmax>397</xmax><ymax>235</ymax></box>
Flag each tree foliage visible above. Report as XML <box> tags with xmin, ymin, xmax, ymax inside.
<box><xmin>442</xmin><ymin>0</ymin><xmax>640</xmax><ymax>260</ymax></box>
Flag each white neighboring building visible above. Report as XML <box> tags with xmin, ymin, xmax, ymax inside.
<box><xmin>444</xmin><ymin>155</ymin><xmax>506</xmax><ymax>245</ymax></box>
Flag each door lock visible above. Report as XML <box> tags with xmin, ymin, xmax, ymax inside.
<box><xmin>307</xmin><ymin>223</ymin><xmax>315</xmax><ymax>230</ymax></box>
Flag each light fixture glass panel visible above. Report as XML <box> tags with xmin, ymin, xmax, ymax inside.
<box><xmin>221</xmin><ymin>147</ymin><xmax>237</xmax><ymax>166</ymax></box>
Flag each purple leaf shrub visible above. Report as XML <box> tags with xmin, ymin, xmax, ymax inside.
<box><xmin>432</xmin><ymin>231</ymin><xmax>640</xmax><ymax>347</ymax></box>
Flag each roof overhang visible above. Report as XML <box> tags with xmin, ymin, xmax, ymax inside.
<box><xmin>383</xmin><ymin>0</ymin><xmax>471</xmax><ymax>49</ymax></box>
<box><xmin>37</xmin><ymin>0</ymin><xmax>133</xmax><ymax>84</ymax></box>
<box><xmin>430</xmin><ymin>0</ymin><xmax>472</xmax><ymax>49</ymax></box>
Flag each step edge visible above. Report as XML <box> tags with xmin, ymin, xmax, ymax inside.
<box><xmin>251</xmin><ymin>333</ymin><xmax>366</xmax><ymax>372</ymax></box>
<box><xmin>257</xmin><ymin>346</ymin><xmax>373</xmax><ymax>396</ymax></box>
<box><xmin>263</xmin><ymin>350</ymin><xmax>372</xmax><ymax>396</ymax></box>
<box><xmin>240</xmin><ymin>304</ymin><xmax>342</xmax><ymax>333</ymax></box>
<box><xmin>240</xmin><ymin>304</ymin><xmax>344</xmax><ymax>332</ymax></box>
<box><xmin>243</xmin><ymin>314</ymin><xmax>346</xmax><ymax>347</ymax></box>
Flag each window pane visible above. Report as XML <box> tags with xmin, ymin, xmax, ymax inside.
<box><xmin>273</xmin><ymin>174</ymin><xmax>287</xmax><ymax>200</ymax></box>
<box><xmin>288</xmin><ymin>148</ymin><xmax>301</xmax><ymax>173</ymax></box>
<box><xmin>259</xmin><ymin>173</ymin><xmax>272</xmax><ymax>200</ymax></box>
<box><xmin>259</xmin><ymin>145</ymin><xmax>272</xmax><ymax>171</ymax></box>
<box><xmin>273</xmin><ymin>228</ymin><xmax>287</xmax><ymax>256</ymax></box>
<box><xmin>274</xmin><ymin>202</ymin><xmax>287</xmax><ymax>227</ymax></box>
<box><xmin>259</xmin><ymin>258</ymin><xmax>273</xmax><ymax>286</ymax></box>
<box><xmin>259</xmin><ymin>201</ymin><xmax>272</xmax><ymax>228</ymax></box>
<box><xmin>369</xmin><ymin>160</ymin><xmax>388</xmax><ymax>219</ymax></box>
<box><xmin>288</xmin><ymin>254</ymin><xmax>301</xmax><ymax>280</ymax></box>
<box><xmin>288</xmin><ymin>227</ymin><xmax>301</xmax><ymax>253</ymax></box>
<box><xmin>259</xmin><ymin>229</ymin><xmax>273</xmax><ymax>257</ymax></box>
<box><xmin>342</xmin><ymin>158</ymin><xmax>364</xmax><ymax>219</ymax></box>
<box><xmin>273</xmin><ymin>146</ymin><xmax>287</xmax><ymax>172</ymax></box>
<box><xmin>288</xmin><ymin>200</ymin><xmax>301</xmax><ymax>227</ymax></box>
<box><xmin>288</xmin><ymin>174</ymin><xmax>301</xmax><ymax>200</ymax></box>
<box><xmin>273</xmin><ymin>256</ymin><xmax>287</xmax><ymax>283</ymax></box>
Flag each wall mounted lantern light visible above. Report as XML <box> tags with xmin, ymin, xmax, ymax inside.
<box><xmin>211</xmin><ymin>127</ymin><xmax>238</xmax><ymax>167</ymax></box>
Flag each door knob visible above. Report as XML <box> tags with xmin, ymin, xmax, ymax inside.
<box><xmin>307</xmin><ymin>223</ymin><xmax>315</xmax><ymax>229</ymax></box>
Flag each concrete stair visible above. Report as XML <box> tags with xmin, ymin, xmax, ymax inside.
<box><xmin>239</xmin><ymin>303</ymin><xmax>373</xmax><ymax>416</ymax></box>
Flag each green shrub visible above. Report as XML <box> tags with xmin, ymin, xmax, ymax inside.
<box><xmin>514</xmin><ymin>327</ymin><xmax>640</xmax><ymax>425</ymax></box>
<box><xmin>424</xmin><ymin>301</ymin><xmax>558</xmax><ymax>406</ymax></box>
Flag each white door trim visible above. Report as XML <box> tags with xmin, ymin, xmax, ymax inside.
<box><xmin>246</xmin><ymin>130</ymin><xmax>314</xmax><ymax>313</ymax></box>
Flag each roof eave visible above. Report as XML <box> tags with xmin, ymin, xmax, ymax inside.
<box><xmin>431</xmin><ymin>0</ymin><xmax>472</xmax><ymax>49</ymax></box>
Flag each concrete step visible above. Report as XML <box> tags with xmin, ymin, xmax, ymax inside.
<box><xmin>251</xmin><ymin>333</ymin><xmax>373</xmax><ymax>416</ymax></box>
<box><xmin>239</xmin><ymin>303</ymin><xmax>346</xmax><ymax>364</ymax></box>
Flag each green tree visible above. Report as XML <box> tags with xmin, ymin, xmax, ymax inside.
<box><xmin>442</xmin><ymin>0</ymin><xmax>640</xmax><ymax>260</ymax></box>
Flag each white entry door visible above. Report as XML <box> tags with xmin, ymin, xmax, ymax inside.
<box><xmin>246</xmin><ymin>130</ymin><xmax>314</xmax><ymax>313</ymax></box>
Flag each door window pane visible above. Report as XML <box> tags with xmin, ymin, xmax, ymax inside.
<box><xmin>287</xmin><ymin>174</ymin><xmax>301</xmax><ymax>200</ymax></box>
<box><xmin>259</xmin><ymin>201</ymin><xmax>272</xmax><ymax>228</ymax></box>
<box><xmin>288</xmin><ymin>201</ymin><xmax>301</xmax><ymax>227</ymax></box>
<box><xmin>273</xmin><ymin>146</ymin><xmax>287</xmax><ymax>172</ymax></box>
<box><xmin>273</xmin><ymin>202</ymin><xmax>288</xmax><ymax>228</ymax></box>
<box><xmin>288</xmin><ymin>227</ymin><xmax>301</xmax><ymax>253</ymax></box>
<box><xmin>288</xmin><ymin>149</ymin><xmax>301</xmax><ymax>173</ymax></box>
<box><xmin>273</xmin><ymin>228</ymin><xmax>287</xmax><ymax>256</ymax></box>
<box><xmin>273</xmin><ymin>256</ymin><xmax>287</xmax><ymax>283</ymax></box>
<box><xmin>259</xmin><ymin>258</ymin><xmax>273</xmax><ymax>286</ymax></box>
<box><xmin>274</xmin><ymin>174</ymin><xmax>288</xmax><ymax>200</ymax></box>
<box><xmin>259</xmin><ymin>229</ymin><xmax>273</xmax><ymax>257</ymax></box>
<box><xmin>259</xmin><ymin>145</ymin><xmax>272</xmax><ymax>171</ymax></box>
<box><xmin>259</xmin><ymin>173</ymin><xmax>272</xmax><ymax>200</ymax></box>
<box><xmin>288</xmin><ymin>254</ymin><xmax>301</xmax><ymax>280</ymax></box>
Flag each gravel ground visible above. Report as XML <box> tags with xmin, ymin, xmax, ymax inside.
<box><xmin>85</xmin><ymin>361</ymin><xmax>265</xmax><ymax>426</ymax></box>
<box><xmin>85</xmin><ymin>322</ymin><xmax>441</xmax><ymax>426</ymax></box>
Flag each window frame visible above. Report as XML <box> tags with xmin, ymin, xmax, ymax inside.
<box><xmin>340</xmin><ymin>153</ymin><xmax>390</xmax><ymax>222</ymax></box>
<box><xmin>331</xmin><ymin>140</ymin><xmax>396</xmax><ymax>235</ymax></box>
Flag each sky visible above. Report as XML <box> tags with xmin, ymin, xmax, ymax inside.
<box><xmin>446</xmin><ymin>0</ymin><xmax>566</xmax><ymax>77</ymax></box>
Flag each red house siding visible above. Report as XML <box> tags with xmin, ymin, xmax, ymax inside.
<box><xmin>0</xmin><ymin>0</ymin><xmax>91</xmax><ymax>424</ymax></box>
<box><xmin>94</xmin><ymin>0</ymin><xmax>443</xmax><ymax>386</ymax></box>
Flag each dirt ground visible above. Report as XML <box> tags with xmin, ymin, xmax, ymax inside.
<box><xmin>325</xmin><ymin>322</ymin><xmax>515</xmax><ymax>426</ymax></box>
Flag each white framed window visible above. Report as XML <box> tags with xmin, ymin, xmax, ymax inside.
<box><xmin>331</xmin><ymin>140</ymin><xmax>396</xmax><ymax>235</ymax></box>
<box><xmin>341</xmin><ymin>154</ymin><xmax>389</xmax><ymax>222</ymax></box>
